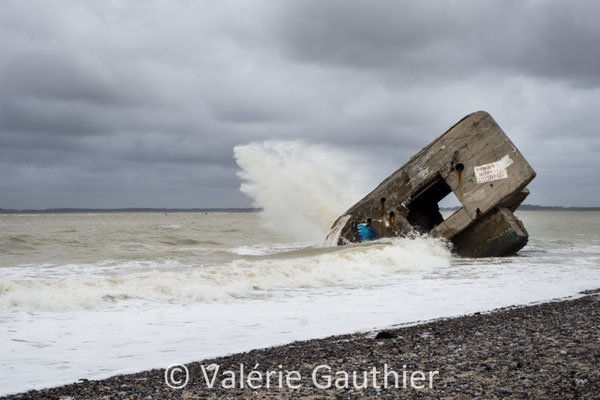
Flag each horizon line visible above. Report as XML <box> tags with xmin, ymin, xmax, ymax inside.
<box><xmin>2</xmin><ymin>204</ymin><xmax>600</xmax><ymax>213</ymax></box>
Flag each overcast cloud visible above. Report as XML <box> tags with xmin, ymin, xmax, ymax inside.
<box><xmin>1</xmin><ymin>0</ymin><xmax>599</xmax><ymax>209</ymax></box>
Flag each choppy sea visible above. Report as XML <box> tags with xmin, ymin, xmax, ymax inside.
<box><xmin>1</xmin><ymin>209</ymin><xmax>600</xmax><ymax>395</ymax></box>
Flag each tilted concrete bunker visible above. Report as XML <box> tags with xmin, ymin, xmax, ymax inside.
<box><xmin>326</xmin><ymin>111</ymin><xmax>536</xmax><ymax>257</ymax></box>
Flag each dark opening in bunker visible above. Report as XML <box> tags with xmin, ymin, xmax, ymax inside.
<box><xmin>406</xmin><ymin>176</ymin><xmax>458</xmax><ymax>233</ymax></box>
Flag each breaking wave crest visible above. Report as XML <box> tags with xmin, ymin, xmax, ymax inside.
<box><xmin>0</xmin><ymin>237</ymin><xmax>451</xmax><ymax>311</ymax></box>
<box><xmin>234</xmin><ymin>140</ymin><xmax>370</xmax><ymax>243</ymax></box>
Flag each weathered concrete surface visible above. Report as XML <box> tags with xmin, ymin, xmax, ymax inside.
<box><xmin>452</xmin><ymin>207</ymin><xmax>529</xmax><ymax>257</ymax></box>
<box><xmin>326</xmin><ymin>111</ymin><xmax>536</xmax><ymax>257</ymax></box>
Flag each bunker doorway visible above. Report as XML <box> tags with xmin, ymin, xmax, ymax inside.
<box><xmin>406</xmin><ymin>175</ymin><xmax>460</xmax><ymax>233</ymax></box>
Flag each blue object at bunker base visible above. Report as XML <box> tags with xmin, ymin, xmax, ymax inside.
<box><xmin>357</xmin><ymin>222</ymin><xmax>377</xmax><ymax>242</ymax></box>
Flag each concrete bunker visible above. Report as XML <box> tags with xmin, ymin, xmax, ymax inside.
<box><xmin>325</xmin><ymin>111</ymin><xmax>536</xmax><ymax>257</ymax></box>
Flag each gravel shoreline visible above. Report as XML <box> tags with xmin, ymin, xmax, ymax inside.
<box><xmin>4</xmin><ymin>289</ymin><xmax>599</xmax><ymax>399</ymax></box>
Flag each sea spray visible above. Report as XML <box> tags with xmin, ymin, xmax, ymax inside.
<box><xmin>233</xmin><ymin>140</ymin><xmax>370</xmax><ymax>243</ymax></box>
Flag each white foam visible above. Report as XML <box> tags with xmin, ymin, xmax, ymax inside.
<box><xmin>228</xmin><ymin>243</ymin><xmax>310</xmax><ymax>256</ymax></box>
<box><xmin>324</xmin><ymin>214</ymin><xmax>351</xmax><ymax>246</ymax></box>
<box><xmin>3</xmin><ymin>240</ymin><xmax>600</xmax><ymax>396</ymax></box>
<box><xmin>0</xmin><ymin>237</ymin><xmax>450</xmax><ymax>312</ymax></box>
<box><xmin>234</xmin><ymin>140</ymin><xmax>370</xmax><ymax>242</ymax></box>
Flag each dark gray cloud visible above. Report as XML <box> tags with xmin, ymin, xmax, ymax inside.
<box><xmin>276</xmin><ymin>0</ymin><xmax>600</xmax><ymax>86</ymax></box>
<box><xmin>0</xmin><ymin>0</ymin><xmax>599</xmax><ymax>209</ymax></box>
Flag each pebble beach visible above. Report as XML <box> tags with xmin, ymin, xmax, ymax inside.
<box><xmin>3</xmin><ymin>289</ymin><xmax>599</xmax><ymax>399</ymax></box>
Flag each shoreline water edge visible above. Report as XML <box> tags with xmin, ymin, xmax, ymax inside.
<box><xmin>3</xmin><ymin>289</ymin><xmax>599</xmax><ymax>399</ymax></box>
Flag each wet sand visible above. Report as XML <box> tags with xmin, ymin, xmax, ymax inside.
<box><xmin>3</xmin><ymin>289</ymin><xmax>599</xmax><ymax>399</ymax></box>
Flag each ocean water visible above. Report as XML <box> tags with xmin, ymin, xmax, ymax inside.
<box><xmin>1</xmin><ymin>210</ymin><xmax>600</xmax><ymax>395</ymax></box>
<box><xmin>1</xmin><ymin>141</ymin><xmax>599</xmax><ymax>395</ymax></box>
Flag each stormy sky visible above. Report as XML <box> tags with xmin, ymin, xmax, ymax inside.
<box><xmin>1</xmin><ymin>0</ymin><xmax>599</xmax><ymax>209</ymax></box>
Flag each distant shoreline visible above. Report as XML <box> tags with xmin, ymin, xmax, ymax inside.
<box><xmin>0</xmin><ymin>208</ymin><xmax>261</xmax><ymax>214</ymax></box>
<box><xmin>442</xmin><ymin>204</ymin><xmax>600</xmax><ymax>212</ymax></box>
<box><xmin>2</xmin><ymin>204</ymin><xmax>599</xmax><ymax>214</ymax></box>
